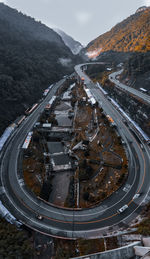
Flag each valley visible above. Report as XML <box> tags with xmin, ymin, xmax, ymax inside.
<box><xmin>0</xmin><ymin>2</ymin><xmax>150</xmax><ymax>259</ymax></box>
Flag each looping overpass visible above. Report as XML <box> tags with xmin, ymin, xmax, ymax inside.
<box><xmin>0</xmin><ymin>65</ymin><xmax>150</xmax><ymax>239</ymax></box>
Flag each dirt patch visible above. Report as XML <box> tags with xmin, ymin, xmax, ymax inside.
<box><xmin>49</xmin><ymin>171</ymin><xmax>73</xmax><ymax>206</ymax></box>
<box><xmin>71</xmin><ymin>83</ymin><xmax>128</xmax><ymax>208</ymax></box>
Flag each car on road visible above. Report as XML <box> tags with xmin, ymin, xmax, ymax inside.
<box><xmin>140</xmin><ymin>144</ymin><xmax>144</xmax><ymax>149</ymax></box>
<box><xmin>35</xmin><ymin>214</ymin><xmax>43</xmax><ymax>220</ymax></box>
<box><xmin>133</xmin><ymin>193</ymin><xmax>140</xmax><ymax>200</ymax></box>
<box><xmin>117</xmin><ymin>204</ymin><xmax>128</xmax><ymax>214</ymax></box>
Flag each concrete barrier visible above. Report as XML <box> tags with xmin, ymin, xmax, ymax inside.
<box><xmin>71</xmin><ymin>241</ymin><xmax>141</xmax><ymax>259</ymax></box>
<box><xmin>143</xmin><ymin>238</ymin><xmax>150</xmax><ymax>248</ymax></box>
<box><xmin>134</xmin><ymin>246</ymin><xmax>150</xmax><ymax>256</ymax></box>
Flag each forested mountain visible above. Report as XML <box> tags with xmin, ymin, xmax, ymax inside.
<box><xmin>0</xmin><ymin>3</ymin><xmax>81</xmax><ymax>135</ymax></box>
<box><xmin>55</xmin><ymin>29</ymin><xmax>83</xmax><ymax>55</ymax></box>
<box><xmin>0</xmin><ymin>3</ymin><xmax>66</xmax><ymax>46</ymax></box>
<box><xmin>86</xmin><ymin>7</ymin><xmax>150</xmax><ymax>57</ymax></box>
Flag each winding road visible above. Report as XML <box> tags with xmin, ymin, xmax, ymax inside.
<box><xmin>0</xmin><ymin>65</ymin><xmax>150</xmax><ymax>239</ymax></box>
<box><xmin>109</xmin><ymin>69</ymin><xmax>150</xmax><ymax>105</ymax></box>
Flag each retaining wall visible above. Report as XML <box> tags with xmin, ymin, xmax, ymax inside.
<box><xmin>71</xmin><ymin>241</ymin><xmax>141</xmax><ymax>259</ymax></box>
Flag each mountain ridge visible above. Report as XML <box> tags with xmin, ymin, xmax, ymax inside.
<box><xmin>86</xmin><ymin>7</ymin><xmax>150</xmax><ymax>58</ymax></box>
<box><xmin>54</xmin><ymin>28</ymin><xmax>83</xmax><ymax>55</ymax></box>
<box><xmin>0</xmin><ymin>3</ymin><xmax>65</xmax><ymax>47</ymax></box>
<box><xmin>0</xmin><ymin>3</ymin><xmax>81</xmax><ymax>135</ymax></box>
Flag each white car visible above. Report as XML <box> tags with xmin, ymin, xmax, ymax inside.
<box><xmin>140</xmin><ymin>144</ymin><xmax>144</xmax><ymax>149</ymax></box>
<box><xmin>117</xmin><ymin>204</ymin><xmax>128</xmax><ymax>214</ymax></box>
<box><xmin>36</xmin><ymin>214</ymin><xmax>43</xmax><ymax>220</ymax></box>
<box><xmin>133</xmin><ymin>193</ymin><xmax>140</xmax><ymax>200</ymax></box>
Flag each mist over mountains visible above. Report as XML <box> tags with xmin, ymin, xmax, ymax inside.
<box><xmin>54</xmin><ymin>28</ymin><xmax>83</xmax><ymax>55</ymax></box>
<box><xmin>86</xmin><ymin>6</ymin><xmax>150</xmax><ymax>58</ymax></box>
<box><xmin>84</xmin><ymin>6</ymin><xmax>150</xmax><ymax>92</ymax></box>
<box><xmin>0</xmin><ymin>2</ymin><xmax>149</xmax><ymax>136</ymax></box>
<box><xmin>0</xmin><ymin>3</ymin><xmax>82</xmax><ymax>134</ymax></box>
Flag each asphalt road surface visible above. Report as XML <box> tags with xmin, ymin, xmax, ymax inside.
<box><xmin>109</xmin><ymin>69</ymin><xmax>150</xmax><ymax>105</ymax></box>
<box><xmin>0</xmin><ymin>68</ymin><xmax>150</xmax><ymax>239</ymax></box>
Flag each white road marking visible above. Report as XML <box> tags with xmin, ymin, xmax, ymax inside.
<box><xmin>123</xmin><ymin>184</ymin><xmax>131</xmax><ymax>193</ymax></box>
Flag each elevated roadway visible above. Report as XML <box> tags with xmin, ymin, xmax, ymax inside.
<box><xmin>109</xmin><ymin>69</ymin><xmax>150</xmax><ymax>105</ymax></box>
<box><xmin>0</xmin><ymin>68</ymin><xmax>150</xmax><ymax>239</ymax></box>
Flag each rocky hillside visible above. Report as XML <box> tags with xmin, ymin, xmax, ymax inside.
<box><xmin>120</xmin><ymin>52</ymin><xmax>150</xmax><ymax>92</ymax></box>
<box><xmin>0</xmin><ymin>3</ymin><xmax>81</xmax><ymax>135</ymax></box>
<box><xmin>55</xmin><ymin>29</ymin><xmax>83</xmax><ymax>55</ymax></box>
<box><xmin>86</xmin><ymin>7</ymin><xmax>150</xmax><ymax>58</ymax></box>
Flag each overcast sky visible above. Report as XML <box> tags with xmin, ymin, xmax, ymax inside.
<box><xmin>1</xmin><ymin>0</ymin><xmax>150</xmax><ymax>45</ymax></box>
